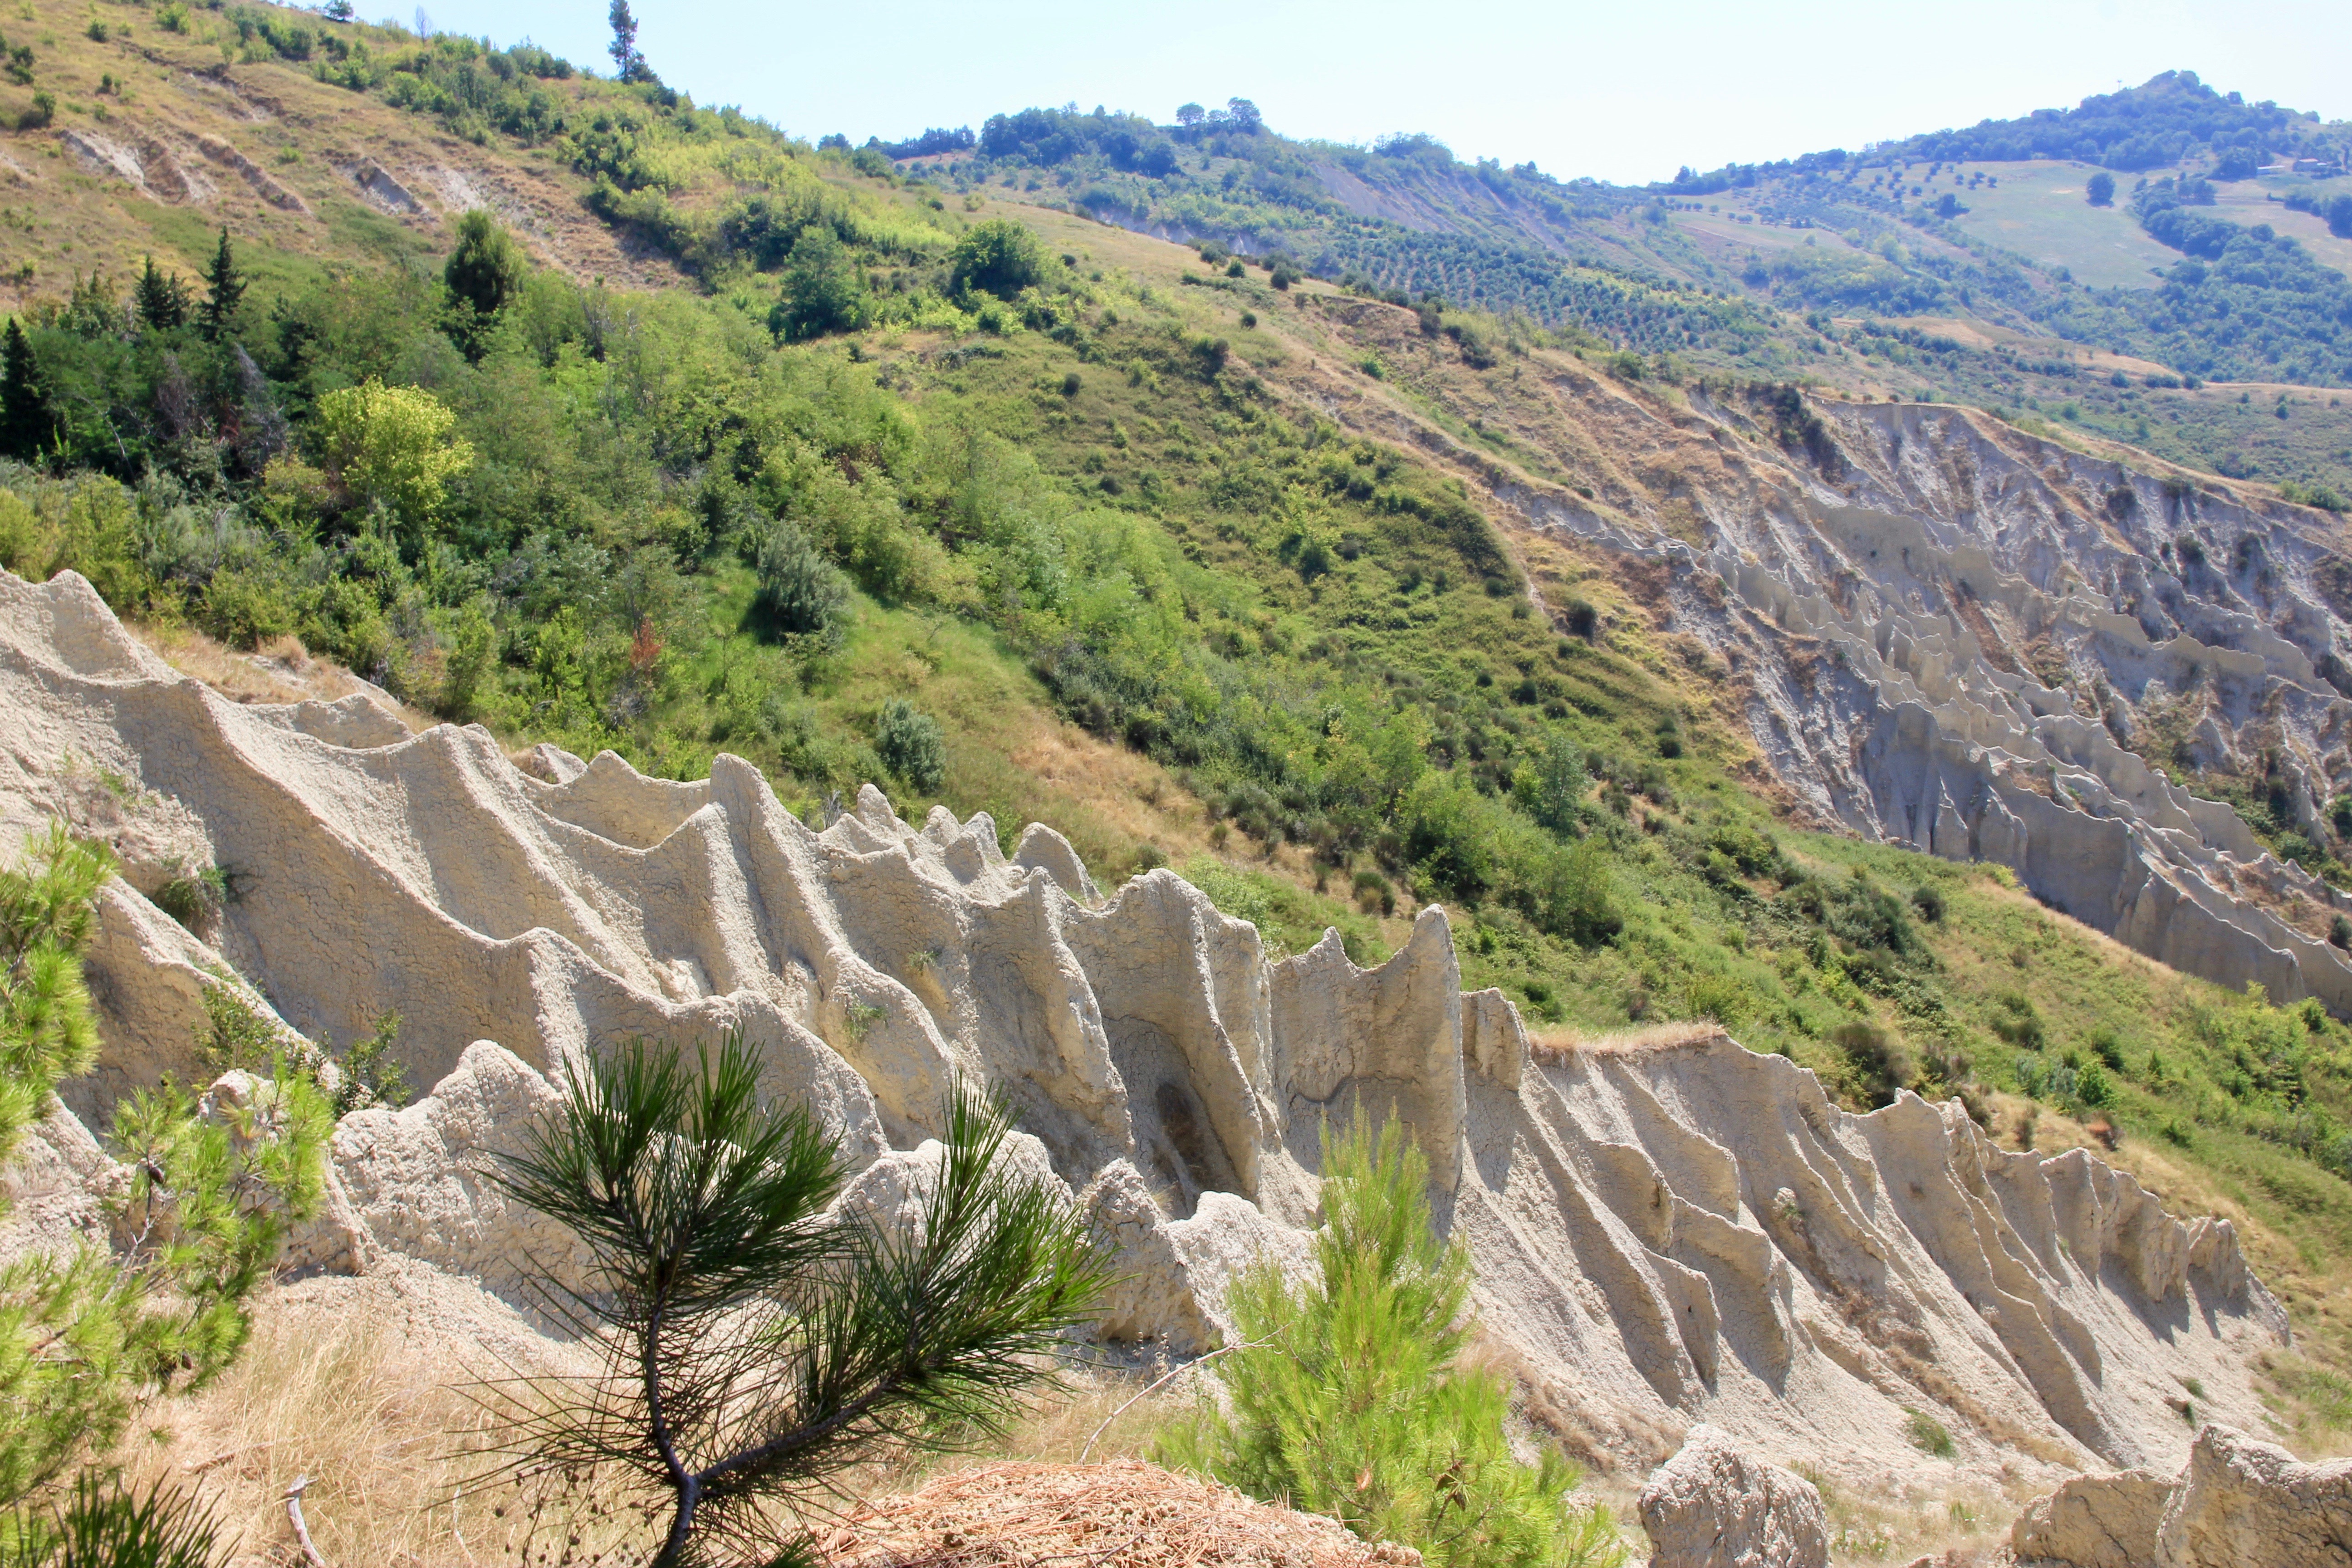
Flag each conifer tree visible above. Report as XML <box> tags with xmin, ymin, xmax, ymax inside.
<box><xmin>133</xmin><ymin>255</ymin><xmax>189</xmax><ymax>331</ymax></box>
<box><xmin>606</xmin><ymin>0</ymin><xmax>648</xmax><ymax>83</ymax></box>
<box><xmin>0</xmin><ymin>317</ymin><xmax>47</xmax><ymax>461</ymax></box>
<box><xmin>199</xmin><ymin>228</ymin><xmax>244</xmax><ymax>341</ymax></box>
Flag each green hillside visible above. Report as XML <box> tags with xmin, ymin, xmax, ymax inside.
<box><xmin>936</xmin><ymin>77</ymin><xmax>2352</xmax><ymax>500</ymax></box>
<box><xmin>7</xmin><ymin>0</ymin><xmax>2352</xmax><ymax>1458</ymax></box>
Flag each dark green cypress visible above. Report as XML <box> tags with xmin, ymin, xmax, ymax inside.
<box><xmin>0</xmin><ymin>316</ymin><xmax>49</xmax><ymax>460</ymax></box>
<box><xmin>200</xmin><ymin>228</ymin><xmax>245</xmax><ymax>341</ymax></box>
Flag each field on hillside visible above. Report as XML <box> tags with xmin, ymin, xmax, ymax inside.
<box><xmin>1933</xmin><ymin>160</ymin><xmax>2177</xmax><ymax>288</ymax></box>
<box><xmin>2213</xmin><ymin>177</ymin><xmax>2352</xmax><ymax>278</ymax></box>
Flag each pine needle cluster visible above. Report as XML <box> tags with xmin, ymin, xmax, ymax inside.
<box><xmin>486</xmin><ymin>1035</ymin><xmax>1107</xmax><ymax>1567</ymax></box>
<box><xmin>1160</xmin><ymin>1117</ymin><xmax>1624</xmax><ymax>1568</ymax></box>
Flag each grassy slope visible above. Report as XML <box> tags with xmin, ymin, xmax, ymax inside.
<box><xmin>15</xmin><ymin>0</ymin><xmax>2352</xmax><ymax>1457</ymax></box>
<box><xmin>0</xmin><ymin>0</ymin><xmax>686</xmax><ymax>299</ymax></box>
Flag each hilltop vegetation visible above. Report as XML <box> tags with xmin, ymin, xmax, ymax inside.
<box><xmin>926</xmin><ymin>73</ymin><xmax>2352</xmax><ymax>497</ymax></box>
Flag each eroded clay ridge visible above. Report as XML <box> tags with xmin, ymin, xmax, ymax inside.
<box><xmin>1506</xmin><ymin>396</ymin><xmax>2352</xmax><ymax>1013</ymax></box>
<box><xmin>0</xmin><ymin>567</ymin><xmax>2289</xmax><ymax>1490</ymax></box>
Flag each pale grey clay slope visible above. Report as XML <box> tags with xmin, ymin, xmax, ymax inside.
<box><xmin>1509</xmin><ymin>397</ymin><xmax>2352</xmax><ymax>1012</ymax></box>
<box><xmin>0</xmin><ymin>566</ymin><xmax>2293</xmax><ymax>1495</ymax></box>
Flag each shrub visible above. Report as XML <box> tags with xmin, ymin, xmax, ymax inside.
<box><xmin>769</xmin><ymin>226</ymin><xmax>868</xmax><ymax>342</ymax></box>
<box><xmin>1832</xmin><ymin>1020</ymin><xmax>1913</xmax><ymax>1107</ymax></box>
<box><xmin>2</xmin><ymin>825</ymin><xmax>327</xmax><ymax>1509</ymax></box>
<box><xmin>1905</xmin><ymin>1410</ymin><xmax>1955</xmax><ymax>1458</ymax></box>
<box><xmin>1160</xmin><ymin>1117</ymin><xmax>1622</xmax><ymax>1567</ymax></box>
<box><xmin>951</xmin><ymin>219</ymin><xmax>1045</xmax><ymax>300</ymax></box>
<box><xmin>874</xmin><ymin>698</ymin><xmax>946</xmax><ymax>792</ymax></box>
<box><xmin>1990</xmin><ymin>991</ymin><xmax>2047</xmax><ymax>1050</ymax></box>
<box><xmin>751</xmin><ymin>518</ymin><xmax>852</xmax><ymax>645</ymax></box>
<box><xmin>1161</xmin><ymin>1123</ymin><xmax>1637</xmax><ymax>1561</ymax></box>
<box><xmin>3</xmin><ymin>1471</ymin><xmax>225</xmax><ymax>1568</ymax></box>
<box><xmin>152</xmin><ymin>862</ymin><xmax>236</xmax><ymax>932</ymax></box>
<box><xmin>485</xmin><ymin>1036</ymin><xmax>1105</xmax><ymax>1564</ymax></box>
<box><xmin>1911</xmin><ymin>884</ymin><xmax>1945</xmax><ymax>922</ymax></box>
<box><xmin>310</xmin><ymin>381</ymin><xmax>474</xmax><ymax>541</ymax></box>
<box><xmin>442</xmin><ymin>211</ymin><xmax>527</xmax><ymax>355</ymax></box>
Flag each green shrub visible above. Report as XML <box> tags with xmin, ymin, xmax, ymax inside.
<box><xmin>751</xmin><ymin>519</ymin><xmax>851</xmax><ymax>644</ymax></box>
<box><xmin>2</xmin><ymin>826</ymin><xmax>326</xmax><ymax>1510</ymax></box>
<box><xmin>769</xmin><ymin>226</ymin><xmax>868</xmax><ymax>342</ymax></box>
<box><xmin>152</xmin><ymin>863</ymin><xmax>235</xmax><ymax>933</ymax></box>
<box><xmin>1905</xmin><ymin>1409</ymin><xmax>1955</xmax><ymax>1458</ymax></box>
<box><xmin>1160</xmin><ymin>1117</ymin><xmax>1623</xmax><ymax>1568</ymax></box>
<box><xmin>3</xmin><ymin>1471</ymin><xmax>225</xmax><ymax>1568</ymax></box>
<box><xmin>874</xmin><ymin>698</ymin><xmax>945</xmax><ymax>793</ymax></box>
<box><xmin>1832</xmin><ymin>1020</ymin><xmax>1913</xmax><ymax>1107</ymax></box>
<box><xmin>951</xmin><ymin>219</ymin><xmax>1045</xmax><ymax>300</ymax></box>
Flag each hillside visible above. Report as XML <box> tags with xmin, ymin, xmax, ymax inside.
<box><xmin>951</xmin><ymin>74</ymin><xmax>2352</xmax><ymax>503</ymax></box>
<box><xmin>10</xmin><ymin>2</ymin><xmax>2352</xmax><ymax>1558</ymax></box>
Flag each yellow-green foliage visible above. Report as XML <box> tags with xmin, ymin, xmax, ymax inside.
<box><xmin>310</xmin><ymin>380</ymin><xmax>473</xmax><ymax>539</ymax></box>
<box><xmin>1160</xmin><ymin>1118</ymin><xmax>1622</xmax><ymax>1568</ymax></box>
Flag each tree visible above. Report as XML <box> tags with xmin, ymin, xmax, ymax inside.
<box><xmin>310</xmin><ymin>380</ymin><xmax>475</xmax><ymax>540</ymax></box>
<box><xmin>198</xmin><ymin>228</ymin><xmax>244</xmax><ymax>341</ymax></box>
<box><xmin>486</xmin><ymin>1035</ymin><xmax>1105</xmax><ymax>1568</ymax></box>
<box><xmin>606</xmin><ymin>0</ymin><xmax>649</xmax><ymax>83</ymax></box>
<box><xmin>2086</xmin><ymin>171</ymin><xmax>2116</xmax><ymax>206</ymax></box>
<box><xmin>1160</xmin><ymin>1117</ymin><xmax>1622</xmax><ymax>1568</ymax></box>
<box><xmin>442</xmin><ymin>210</ymin><xmax>527</xmax><ymax>357</ymax></box>
<box><xmin>133</xmin><ymin>256</ymin><xmax>190</xmax><ymax>332</ymax></box>
<box><xmin>875</xmin><ymin>699</ymin><xmax>946</xmax><ymax>793</ymax></box>
<box><xmin>0</xmin><ymin>318</ymin><xmax>48</xmax><ymax>461</ymax></box>
<box><xmin>751</xmin><ymin>516</ymin><xmax>851</xmax><ymax>643</ymax></box>
<box><xmin>767</xmin><ymin>226</ymin><xmax>867</xmax><ymax>342</ymax></box>
<box><xmin>1175</xmin><ymin>102</ymin><xmax>1204</xmax><ymax>127</ymax></box>
<box><xmin>950</xmin><ymin>219</ymin><xmax>1045</xmax><ymax>301</ymax></box>
<box><xmin>2328</xmin><ymin>194</ymin><xmax>2352</xmax><ymax>240</ymax></box>
<box><xmin>322</xmin><ymin>0</ymin><xmax>353</xmax><ymax>19</ymax></box>
<box><xmin>0</xmin><ymin>824</ymin><xmax>328</xmax><ymax>1510</ymax></box>
<box><xmin>1225</xmin><ymin>97</ymin><xmax>1263</xmax><ymax>132</ymax></box>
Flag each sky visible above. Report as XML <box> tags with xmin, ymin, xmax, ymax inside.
<box><xmin>421</xmin><ymin>0</ymin><xmax>2352</xmax><ymax>186</ymax></box>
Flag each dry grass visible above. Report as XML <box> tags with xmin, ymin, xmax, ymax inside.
<box><xmin>1527</xmin><ymin>1022</ymin><xmax>1732</xmax><ymax>1063</ymax></box>
<box><xmin>817</xmin><ymin>1460</ymin><xmax>1418</xmax><ymax>1568</ymax></box>
<box><xmin>129</xmin><ymin>622</ymin><xmax>434</xmax><ymax>733</ymax></box>
<box><xmin>102</xmin><ymin>1272</ymin><xmax>1204</xmax><ymax>1568</ymax></box>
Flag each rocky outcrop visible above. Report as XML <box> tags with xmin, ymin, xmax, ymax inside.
<box><xmin>2159</xmin><ymin>1424</ymin><xmax>2352</xmax><ymax>1566</ymax></box>
<box><xmin>1501</xmin><ymin>396</ymin><xmax>2352</xmax><ymax>1014</ymax></box>
<box><xmin>1637</xmin><ymin>1424</ymin><xmax>1828</xmax><ymax>1568</ymax></box>
<box><xmin>2010</xmin><ymin>1466</ymin><xmax>2169</xmax><ymax>1567</ymax></box>
<box><xmin>2014</xmin><ymin>1424</ymin><xmax>2352</xmax><ymax>1567</ymax></box>
<box><xmin>0</xmin><ymin>567</ymin><xmax>2294</xmax><ymax>1493</ymax></box>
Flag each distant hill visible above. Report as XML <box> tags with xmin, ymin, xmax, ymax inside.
<box><xmin>910</xmin><ymin>77</ymin><xmax>2352</xmax><ymax>499</ymax></box>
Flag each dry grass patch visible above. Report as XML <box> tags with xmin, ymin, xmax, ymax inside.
<box><xmin>1529</xmin><ymin>1023</ymin><xmax>1731</xmax><ymax>1062</ymax></box>
<box><xmin>110</xmin><ymin>1270</ymin><xmax>1205</xmax><ymax>1568</ymax></box>
<box><xmin>131</xmin><ymin>622</ymin><xmax>433</xmax><ymax>731</ymax></box>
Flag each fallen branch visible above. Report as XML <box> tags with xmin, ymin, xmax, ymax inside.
<box><xmin>1077</xmin><ymin>1336</ymin><xmax>1272</xmax><ymax>1462</ymax></box>
<box><xmin>183</xmin><ymin>1438</ymin><xmax>277</xmax><ymax>1475</ymax></box>
<box><xmin>285</xmin><ymin>1475</ymin><xmax>329</xmax><ymax>1568</ymax></box>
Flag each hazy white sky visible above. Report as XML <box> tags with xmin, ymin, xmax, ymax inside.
<box><xmin>420</xmin><ymin>0</ymin><xmax>2352</xmax><ymax>185</ymax></box>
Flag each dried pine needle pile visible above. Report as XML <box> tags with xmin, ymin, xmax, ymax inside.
<box><xmin>818</xmin><ymin>1460</ymin><xmax>1421</xmax><ymax>1568</ymax></box>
